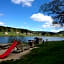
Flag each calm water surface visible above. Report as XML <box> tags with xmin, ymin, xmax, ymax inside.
<box><xmin>0</xmin><ymin>36</ymin><xmax>64</xmax><ymax>43</ymax></box>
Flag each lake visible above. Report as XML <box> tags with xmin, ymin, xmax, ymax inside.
<box><xmin>0</xmin><ymin>36</ymin><xmax>64</xmax><ymax>43</ymax></box>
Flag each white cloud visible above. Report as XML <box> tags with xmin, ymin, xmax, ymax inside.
<box><xmin>51</xmin><ymin>28</ymin><xmax>64</xmax><ymax>33</ymax></box>
<box><xmin>42</xmin><ymin>23</ymin><xmax>51</xmax><ymax>28</ymax></box>
<box><xmin>0</xmin><ymin>13</ymin><xmax>4</xmax><ymax>16</ymax></box>
<box><xmin>0</xmin><ymin>22</ymin><xmax>6</xmax><ymax>26</ymax></box>
<box><xmin>30</xmin><ymin>13</ymin><xmax>64</xmax><ymax>32</ymax></box>
<box><xmin>42</xmin><ymin>23</ymin><xmax>61</xmax><ymax>29</ymax></box>
<box><xmin>11</xmin><ymin>0</ymin><xmax>34</xmax><ymax>7</ymax></box>
<box><xmin>30</xmin><ymin>13</ymin><xmax>53</xmax><ymax>24</ymax></box>
<box><xmin>42</xmin><ymin>22</ymin><xmax>64</xmax><ymax>32</ymax></box>
<box><xmin>53</xmin><ymin>24</ymin><xmax>61</xmax><ymax>28</ymax></box>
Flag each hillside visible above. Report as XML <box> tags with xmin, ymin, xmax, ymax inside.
<box><xmin>0</xmin><ymin>26</ymin><xmax>64</xmax><ymax>37</ymax></box>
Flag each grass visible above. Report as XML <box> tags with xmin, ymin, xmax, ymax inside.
<box><xmin>0</xmin><ymin>32</ymin><xmax>64</xmax><ymax>37</ymax></box>
<box><xmin>0</xmin><ymin>41</ymin><xmax>64</xmax><ymax>64</ymax></box>
<box><xmin>0</xmin><ymin>32</ymin><xmax>41</xmax><ymax>37</ymax></box>
<box><xmin>0</xmin><ymin>32</ymin><xmax>27</xmax><ymax>36</ymax></box>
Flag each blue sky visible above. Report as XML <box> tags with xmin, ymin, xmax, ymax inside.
<box><xmin>0</xmin><ymin>0</ymin><xmax>64</xmax><ymax>32</ymax></box>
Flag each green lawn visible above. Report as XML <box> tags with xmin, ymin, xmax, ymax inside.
<box><xmin>0</xmin><ymin>41</ymin><xmax>64</xmax><ymax>64</ymax></box>
<box><xmin>0</xmin><ymin>32</ymin><xmax>27</xmax><ymax>36</ymax></box>
<box><xmin>0</xmin><ymin>32</ymin><xmax>64</xmax><ymax>37</ymax></box>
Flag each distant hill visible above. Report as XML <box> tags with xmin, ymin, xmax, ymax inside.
<box><xmin>0</xmin><ymin>26</ymin><xmax>32</xmax><ymax>32</ymax></box>
<box><xmin>58</xmin><ymin>31</ymin><xmax>64</xmax><ymax>34</ymax></box>
<box><xmin>0</xmin><ymin>26</ymin><xmax>64</xmax><ymax>37</ymax></box>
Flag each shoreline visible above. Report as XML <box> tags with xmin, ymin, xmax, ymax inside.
<box><xmin>0</xmin><ymin>35</ymin><xmax>64</xmax><ymax>37</ymax></box>
<box><xmin>0</xmin><ymin>40</ymin><xmax>64</xmax><ymax>44</ymax></box>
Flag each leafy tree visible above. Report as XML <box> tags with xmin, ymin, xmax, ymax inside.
<box><xmin>39</xmin><ymin>0</ymin><xmax>64</xmax><ymax>26</ymax></box>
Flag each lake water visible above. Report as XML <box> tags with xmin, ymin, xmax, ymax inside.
<box><xmin>0</xmin><ymin>36</ymin><xmax>64</xmax><ymax>43</ymax></box>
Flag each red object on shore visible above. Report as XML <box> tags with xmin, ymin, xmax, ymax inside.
<box><xmin>0</xmin><ymin>40</ymin><xmax>19</xmax><ymax>59</ymax></box>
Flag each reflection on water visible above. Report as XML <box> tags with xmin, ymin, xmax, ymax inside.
<box><xmin>0</xmin><ymin>36</ymin><xmax>64</xmax><ymax>43</ymax></box>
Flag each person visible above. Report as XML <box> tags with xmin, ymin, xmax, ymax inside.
<box><xmin>45</xmin><ymin>39</ymin><xmax>48</xmax><ymax>46</ymax></box>
<box><xmin>46</xmin><ymin>39</ymin><xmax>48</xmax><ymax>42</ymax></box>
<box><xmin>42</xmin><ymin>40</ymin><xmax>45</xmax><ymax>45</ymax></box>
<box><xmin>32</xmin><ymin>40</ymin><xmax>35</xmax><ymax>47</ymax></box>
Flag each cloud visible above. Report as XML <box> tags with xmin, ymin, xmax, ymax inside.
<box><xmin>51</xmin><ymin>28</ymin><xmax>64</xmax><ymax>33</ymax></box>
<box><xmin>41</xmin><ymin>22</ymin><xmax>64</xmax><ymax>32</ymax></box>
<box><xmin>30</xmin><ymin>13</ymin><xmax>64</xmax><ymax>32</ymax></box>
<box><xmin>42</xmin><ymin>23</ymin><xmax>51</xmax><ymax>28</ymax></box>
<box><xmin>42</xmin><ymin>23</ymin><xmax>64</xmax><ymax>32</ymax></box>
<box><xmin>53</xmin><ymin>24</ymin><xmax>62</xmax><ymax>28</ymax></box>
<box><xmin>30</xmin><ymin>13</ymin><xmax>53</xmax><ymax>24</ymax></box>
<box><xmin>11</xmin><ymin>0</ymin><xmax>34</xmax><ymax>7</ymax></box>
<box><xmin>0</xmin><ymin>13</ymin><xmax>4</xmax><ymax>16</ymax></box>
<box><xmin>0</xmin><ymin>22</ymin><xmax>6</xmax><ymax>26</ymax></box>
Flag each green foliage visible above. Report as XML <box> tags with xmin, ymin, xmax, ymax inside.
<box><xmin>0</xmin><ymin>32</ymin><xmax>5</xmax><ymax>36</ymax></box>
<box><xmin>0</xmin><ymin>26</ymin><xmax>64</xmax><ymax>37</ymax></box>
<box><xmin>40</xmin><ymin>0</ymin><xmax>64</xmax><ymax>26</ymax></box>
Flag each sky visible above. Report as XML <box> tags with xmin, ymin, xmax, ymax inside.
<box><xmin>0</xmin><ymin>0</ymin><xmax>64</xmax><ymax>32</ymax></box>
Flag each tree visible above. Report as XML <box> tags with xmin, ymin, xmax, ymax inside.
<box><xmin>39</xmin><ymin>0</ymin><xmax>64</xmax><ymax>26</ymax></box>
